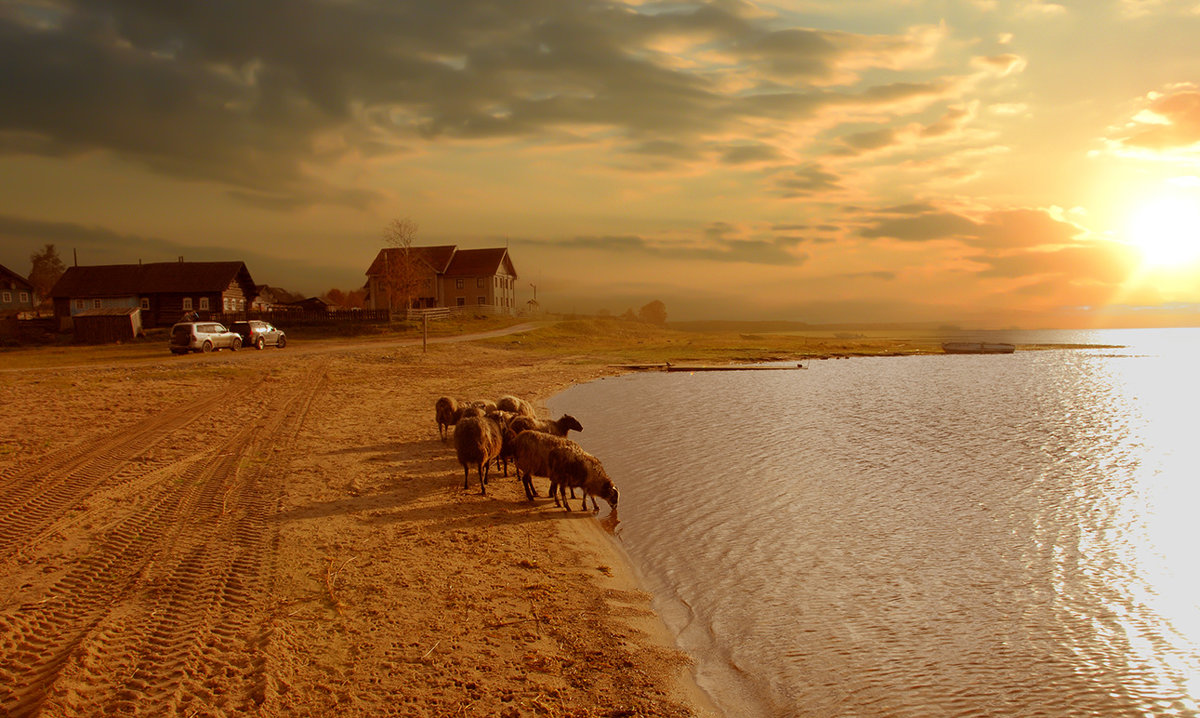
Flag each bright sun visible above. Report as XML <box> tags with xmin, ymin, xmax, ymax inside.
<box><xmin>1126</xmin><ymin>195</ymin><xmax>1200</xmax><ymax>267</ymax></box>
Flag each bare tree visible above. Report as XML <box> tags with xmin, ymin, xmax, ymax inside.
<box><xmin>380</xmin><ymin>218</ymin><xmax>422</xmax><ymax>314</ymax></box>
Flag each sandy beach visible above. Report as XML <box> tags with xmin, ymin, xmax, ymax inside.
<box><xmin>0</xmin><ymin>333</ymin><xmax>719</xmax><ymax>717</ymax></box>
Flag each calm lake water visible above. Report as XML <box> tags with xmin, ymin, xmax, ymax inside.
<box><xmin>548</xmin><ymin>328</ymin><xmax>1200</xmax><ymax>717</ymax></box>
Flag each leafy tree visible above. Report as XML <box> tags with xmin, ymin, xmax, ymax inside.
<box><xmin>320</xmin><ymin>287</ymin><xmax>367</xmax><ymax>309</ymax></box>
<box><xmin>322</xmin><ymin>288</ymin><xmax>347</xmax><ymax>306</ymax></box>
<box><xmin>28</xmin><ymin>243</ymin><xmax>65</xmax><ymax>304</ymax></box>
<box><xmin>380</xmin><ymin>217</ymin><xmax>422</xmax><ymax>313</ymax></box>
<box><xmin>619</xmin><ymin>308</ymin><xmax>637</xmax><ymax>321</ymax></box>
<box><xmin>638</xmin><ymin>299</ymin><xmax>667</xmax><ymax>325</ymax></box>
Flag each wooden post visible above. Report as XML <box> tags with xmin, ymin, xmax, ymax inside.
<box><xmin>423</xmin><ymin>313</ymin><xmax>428</xmax><ymax>352</ymax></box>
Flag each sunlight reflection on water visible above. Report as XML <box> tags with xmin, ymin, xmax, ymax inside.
<box><xmin>550</xmin><ymin>329</ymin><xmax>1200</xmax><ymax>717</ymax></box>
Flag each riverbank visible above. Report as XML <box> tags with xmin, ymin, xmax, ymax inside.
<box><xmin>1</xmin><ymin>327</ymin><xmax>731</xmax><ymax>716</ymax></box>
<box><xmin>4</xmin><ymin>316</ymin><xmax>1096</xmax><ymax>715</ymax></box>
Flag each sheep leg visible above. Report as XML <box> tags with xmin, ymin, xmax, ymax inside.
<box><xmin>519</xmin><ymin>470</ymin><xmax>535</xmax><ymax>501</ymax></box>
<box><xmin>479</xmin><ymin>461</ymin><xmax>488</xmax><ymax>495</ymax></box>
<box><xmin>549</xmin><ymin>481</ymin><xmax>560</xmax><ymax>507</ymax></box>
<box><xmin>560</xmin><ymin>483</ymin><xmax>572</xmax><ymax>512</ymax></box>
<box><xmin>462</xmin><ymin>464</ymin><xmax>470</xmax><ymax>490</ymax></box>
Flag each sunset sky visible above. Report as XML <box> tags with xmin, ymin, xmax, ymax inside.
<box><xmin>2</xmin><ymin>0</ymin><xmax>1200</xmax><ymax>326</ymax></box>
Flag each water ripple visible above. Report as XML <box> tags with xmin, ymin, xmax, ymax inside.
<box><xmin>551</xmin><ymin>334</ymin><xmax>1200</xmax><ymax>717</ymax></box>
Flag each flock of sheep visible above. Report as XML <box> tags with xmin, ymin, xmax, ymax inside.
<box><xmin>434</xmin><ymin>395</ymin><xmax>619</xmax><ymax>513</ymax></box>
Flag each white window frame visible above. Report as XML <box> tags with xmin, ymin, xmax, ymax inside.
<box><xmin>183</xmin><ymin>297</ymin><xmax>193</xmax><ymax>310</ymax></box>
<box><xmin>199</xmin><ymin>297</ymin><xmax>210</xmax><ymax>311</ymax></box>
<box><xmin>1</xmin><ymin>291</ymin><xmax>10</xmax><ymax>303</ymax></box>
<box><xmin>140</xmin><ymin>297</ymin><xmax>150</xmax><ymax>310</ymax></box>
<box><xmin>19</xmin><ymin>291</ymin><xmax>29</xmax><ymax>303</ymax></box>
<box><xmin>455</xmin><ymin>278</ymin><xmax>464</xmax><ymax>289</ymax></box>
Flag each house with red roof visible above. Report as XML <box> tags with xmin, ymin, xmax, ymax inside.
<box><xmin>49</xmin><ymin>260</ymin><xmax>258</xmax><ymax>328</ymax></box>
<box><xmin>364</xmin><ymin>245</ymin><xmax>517</xmax><ymax>314</ymax></box>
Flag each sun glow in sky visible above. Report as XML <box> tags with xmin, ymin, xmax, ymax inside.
<box><xmin>1126</xmin><ymin>195</ymin><xmax>1200</xmax><ymax>268</ymax></box>
<box><xmin>2</xmin><ymin>1</ymin><xmax>1200</xmax><ymax>326</ymax></box>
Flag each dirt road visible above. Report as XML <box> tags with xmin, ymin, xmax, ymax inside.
<box><xmin>0</xmin><ymin>339</ymin><xmax>707</xmax><ymax>717</ymax></box>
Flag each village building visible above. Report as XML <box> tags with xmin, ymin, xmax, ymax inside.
<box><xmin>249</xmin><ymin>285</ymin><xmax>302</xmax><ymax>312</ymax></box>
<box><xmin>0</xmin><ymin>263</ymin><xmax>36</xmax><ymax>315</ymax></box>
<box><xmin>364</xmin><ymin>245</ymin><xmax>517</xmax><ymax>314</ymax></box>
<box><xmin>49</xmin><ymin>260</ymin><xmax>258</xmax><ymax>329</ymax></box>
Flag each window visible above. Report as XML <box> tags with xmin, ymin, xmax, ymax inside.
<box><xmin>456</xmin><ymin>297</ymin><xmax>465</xmax><ymax>306</ymax></box>
<box><xmin>224</xmin><ymin>297</ymin><xmax>231</xmax><ymax>311</ymax></box>
<box><xmin>477</xmin><ymin>277</ymin><xmax>485</xmax><ymax>288</ymax></box>
<box><xmin>19</xmin><ymin>292</ymin><xmax>29</xmax><ymax>303</ymax></box>
<box><xmin>93</xmin><ymin>299</ymin><xmax>102</xmax><ymax>309</ymax></box>
<box><xmin>76</xmin><ymin>299</ymin><xmax>85</xmax><ymax>310</ymax></box>
<box><xmin>199</xmin><ymin>297</ymin><xmax>210</xmax><ymax>311</ymax></box>
<box><xmin>477</xmin><ymin>296</ymin><xmax>486</xmax><ymax>305</ymax></box>
<box><xmin>140</xmin><ymin>298</ymin><xmax>150</xmax><ymax>310</ymax></box>
<box><xmin>183</xmin><ymin>297</ymin><xmax>193</xmax><ymax>310</ymax></box>
<box><xmin>455</xmin><ymin>278</ymin><xmax>464</xmax><ymax>289</ymax></box>
<box><xmin>1</xmin><ymin>291</ymin><xmax>10</xmax><ymax>303</ymax></box>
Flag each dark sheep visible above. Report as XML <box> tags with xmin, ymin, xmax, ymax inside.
<box><xmin>508</xmin><ymin>414</ymin><xmax>584</xmax><ymax>438</ymax></box>
<box><xmin>454</xmin><ymin>415</ymin><xmax>503</xmax><ymax>494</ymax></box>
<box><xmin>511</xmin><ymin>430</ymin><xmax>575</xmax><ymax>501</ymax></box>
<box><xmin>546</xmin><ymin>445</ymin><xmax>619</xmax><ymax>512</ymax></box>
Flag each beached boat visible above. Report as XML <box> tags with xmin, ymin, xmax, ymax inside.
<box><xmin>941</xmin><ymin>342</ymin><xmax>1016</xmax><ymax>354</ymax></box>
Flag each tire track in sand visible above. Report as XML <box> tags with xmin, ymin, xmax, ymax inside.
<box><xmin>0</xmin><ymin>359</ymin><xmax>328</xmax><ymax>717</ymax></box>
<box><xmin>0</xmin><ymin>377</ymin><xmax>258</xmax><ymax>565</ymax></box>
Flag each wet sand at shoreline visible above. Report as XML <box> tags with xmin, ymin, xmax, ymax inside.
<box><xmin>0</xmin><ymin>339</ymin><xmax>717</xmax><ymax>717</ymax></box>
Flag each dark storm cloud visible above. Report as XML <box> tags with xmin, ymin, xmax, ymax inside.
<box><xmin>858</xmin><ymin>206</ymin><xmax>1082</xmax><ymax>249</ymax></box>
<box><xmin>0</xmin><ymin>0</ymin><xmax>949</xmax><ymax>209</ymax></box>
<box><xmin>0</xmin><ymin>213</ymin><xmax>358</xmax><ymax>291</ymax></box>
<box><xmin>773</xmin><ymin>163</ymin><xmax>842</xmax><ymax>197</ymax></box>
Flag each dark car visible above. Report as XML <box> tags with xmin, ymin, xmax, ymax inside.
<box><xmin>229</xmin><ymin>320</ymin><xmax>287</xmax><ymax>349</ymax></box>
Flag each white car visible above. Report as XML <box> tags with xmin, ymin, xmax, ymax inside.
<box><xmin>169</xmin><ymin>321</ymin><xmax>242</xmax><ymax>354</ymax></box>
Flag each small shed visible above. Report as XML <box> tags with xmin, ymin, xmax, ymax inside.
<box><xmin>73</xmin><ymin>307</ymin><xmax>144</xmax><ymax>344</ymax></box>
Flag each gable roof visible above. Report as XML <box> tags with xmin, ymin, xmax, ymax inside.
<box><xmin>444</xmin><ymin>247</ymin><xmax>516</xmax><ymax>278</ymax></box>
<box><xmin>366</xmin><ymin>245</ymin><xmax>457</xmax><ymax>277</ymax></box>
<box><xmin>50</xmin><ymin>261</ymin><xmax>255</xmax><ymax>297</ymax></box>
<box><xmin>0</xmin><ymin>263</ymin><xmax>34</xmax><ymax>291</ymax></box>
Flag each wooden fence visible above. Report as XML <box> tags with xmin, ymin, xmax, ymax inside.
<box><xmin>212</xmin><ymin>308</ymin><xmax>392</xmax><ymax>328</ymax></box>
<box><xmin>406</xmin><ymin>305</ymin><xmax>515</xmax><ymax>321</ymax></box>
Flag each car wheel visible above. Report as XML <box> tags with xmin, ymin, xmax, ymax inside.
<box><xmin>276</xmin><ymin>336</ymin><xmax>287</xmax><ymax>348</ymax></box>
<box><xmin>231</xmin><ymin>337</ymin><xmax>242</xmax><ymax>351</ymax></box>
<box><xmin>201</xmin><ymin>340</ymin><xmax>213</xmax><ymax>352</ymax></box>
<box><xmin>255</xmin><ymin>336</ymin><xmax>265</xmax><ymax>350</ymax></box>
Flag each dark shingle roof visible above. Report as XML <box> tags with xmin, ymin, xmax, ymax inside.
<box><xmin>444</xmin><ymin>248</ymin><xmax>513</xmax><ymax>277</ymax></box>
<box><xmin>50</xmin><ymin>262</ymin><xmax>252</xmax><ymax>297</ymax></box>
<box><xmin>366</xmin><ymin>246</ymin><xmax>457</xmax><ymax>276</ymax></box>
<box><xmin>0</xmin><ymin>263</ymin><xmax>34</xmax><ymax>290</ymax></box>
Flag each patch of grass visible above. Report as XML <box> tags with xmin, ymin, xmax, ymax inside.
<box><xmin>482</xmin><ymin>316</ymin><xmax>945</xmax><ymax>364</ymax></box>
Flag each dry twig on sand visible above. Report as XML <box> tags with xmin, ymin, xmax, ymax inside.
<box><xmin>324</xmin><ymin>556</ymin><xmax>357</xmax><ymax>614</ymax></box>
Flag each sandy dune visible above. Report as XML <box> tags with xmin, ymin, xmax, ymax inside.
<box><xmin>0</xmin><ymin>339</ymin><xmax>712</xmax><ymax>717</ymax></box>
